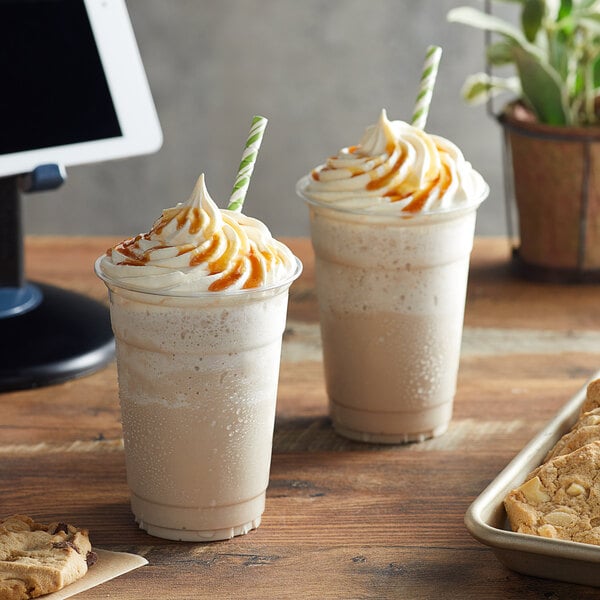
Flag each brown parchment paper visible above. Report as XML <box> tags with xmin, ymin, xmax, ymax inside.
<box><xmin>42</xmin><ymin>549</ymin><xmax>148</xmax><ymax>599</ymax></box>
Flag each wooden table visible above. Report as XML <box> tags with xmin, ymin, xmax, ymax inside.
<box><xmin>2</xmin><ymin>237</ymin><xmax>600</xmax><ymax>599</ymax></box>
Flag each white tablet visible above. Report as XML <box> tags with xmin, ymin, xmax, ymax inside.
<box><xmin>0</xmin><ymin>0</ymin><xmax>163</xmax><ymax>178</ymax></box>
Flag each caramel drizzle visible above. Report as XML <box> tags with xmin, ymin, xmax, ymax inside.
<box><xmin>386</xmin><ymin>162</ymin><xmax>451</xmax><ymax>212</ymax></box>
<box><xmin>189</xmin><ymin>235</ymin><xmax>220</xmax><ymax>266</ymax></box>
<box><xmin>314</xmin><ymin>145</ymin><xmax>395</xmax><ymax>182</ymax></box>
<box><xmin>152</xmin><ymin>205</ymin><xmax>203</xmax><ymax>237</ymax></box>
<box><xmin>368</xmin><ymin>144</ymin><xmax>452</xmax><ymax>212</ymax></box>
<box><xmin>242</xmin><ymin>251</ymin><xmax>266</xmax><ymax>289</ymax></box>
<box><xmin>366</xmin><ymin>148</ymin><xmax>406</xmax><ymax>191</ymax></box>
<box><xmin>208</xmin><ymin>248</ymin><xmax>278</xmax><ymax>292</ymax></box>
<box><xmin>209</xmin><ymin>257</ymin><xmax>245</xmax><ymax>292</ymax></box>
<box><xmin>310</xmin><ymin>140</ymin><xmax>456</xmax><ymax>214</ymax></box>
<box><xmin>111</xmin><ymin>234</ymin><xmax>149</xmax><ymax>266</ymax></box>
<box><xmin>110</xmin><ymin>202</ymin><xmax>283</xmax><ymax>291</ymax></box>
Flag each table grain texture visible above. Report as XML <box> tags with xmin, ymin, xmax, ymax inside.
<box><xmin>2</xmin><ymin>236</ymin><xmax>600</xmax><ymax>599</ymax></box>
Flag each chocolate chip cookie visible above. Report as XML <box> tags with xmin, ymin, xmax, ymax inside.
<box><xmin>0</xmin><ymin>515</ymin><xmax>97</xmax><ymax>600</ymax></box>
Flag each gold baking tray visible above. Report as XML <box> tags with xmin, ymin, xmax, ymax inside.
<box><xmin>465</xmin><ymin>372</ymin><xmax>600</xmax><ymax>587</ymax></box>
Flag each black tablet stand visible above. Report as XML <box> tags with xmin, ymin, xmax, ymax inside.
<box><xmin>0</xmin><ymin>165</ymin><xmax>114</xmax><ymax>392</ymax></box>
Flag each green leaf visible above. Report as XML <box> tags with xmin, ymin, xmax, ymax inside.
<box><xmin>462</xmin><ymin>75</ymin><xmax>497</xmax><ymax>105</ymax></box>
<box><xmin>461</xmin><ymin>73</ymin><xmax>521</xmax><ymax>104</ymax></box>
<box><xmin>593</xmin><ymin>53</ymin><xmax>600</xmax><ymax>87</ymax></box>
<box><xmin>558</xmin><ymin>0</ymin><xmax>573</xmax><ymax>20</ymax></box>
<box><xmin>512</xmin><ymin>46</ymin><xmax>568</xmax><ymax>123</ymax></box>
<box><xmin>547</xmin><ymin>28</ymin><xmax>570</xmax><ymax>79</ymax></box>
<box><xmin>579</xmin><ymin>14</ymin><xmax>600</xmax><ymax>35</ymax></box>
<box><xmin>576</xmin><ymin>0</ymin><xmax>597</xmax><ymax>10</ymax></box>
<box><xmin>447</xmin><ymin>7</ymin><xmax>544</xmax><ymax>60</ymax></box>
<box><xmin>522</xmin><ymin>0</ymin><xmax>545</xmax><ymax>42</ymax></box>
<box><xmin>486</xmin><ymin>40</ymin><xmax>516</xmax><ymax>65</ymax></box>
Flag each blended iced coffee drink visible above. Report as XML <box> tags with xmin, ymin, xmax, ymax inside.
<box><xmin>96</xmin><ymin>173</ymin><xmax>301</xmax><ymax>541</ymax></box>
<box><xmin>297</xmin><ymin>109</ymin><xmax>488</xmax><ymax>443</ymax></box>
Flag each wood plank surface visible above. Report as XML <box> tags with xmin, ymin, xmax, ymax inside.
<box><xmin>1</xmin><ymin>236</ymin><xmax>600</xmax><ymax>599</ymax></box>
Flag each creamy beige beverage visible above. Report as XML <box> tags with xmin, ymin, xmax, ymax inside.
<box><xmin>297</xmin><ymin>110</ymin><xmax>488</xmax><ymax>443</ymax></box>
<box><xmin>96</xmin><ymin>174</ymin><xmax>301</xmax><ymax>540</ymax></box>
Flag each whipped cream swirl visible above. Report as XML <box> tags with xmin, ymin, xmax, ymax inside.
<box><xmin>303</xmin><ymin>109</ymin><xmax>487</xmax><ymax>213</ymax></box>
<box><xmin>99</xmin><ymin>174</ymin><xmax>297</xmax><ymax>292</ymax></box>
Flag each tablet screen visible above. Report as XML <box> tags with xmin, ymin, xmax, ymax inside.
<box><xmin>0</xmin><ymin>0</ymin><xmax>122</xmax><ymax>155</ymax></box>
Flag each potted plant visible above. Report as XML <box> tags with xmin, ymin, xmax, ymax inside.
<box><xmin>448</xmin><ymin>0</ymin><xmax>600</xmax><ymax>282</ymax></box>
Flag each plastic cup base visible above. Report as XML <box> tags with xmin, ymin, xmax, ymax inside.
<box><xmin>135</xmin><ymin>515</ymin><xmax>262</xmax><ymax>542</ymax></box>
<box><xmin>332</xmin><ymin>421</ymin><xmax>449</xmax><ymax>445</ymax></box>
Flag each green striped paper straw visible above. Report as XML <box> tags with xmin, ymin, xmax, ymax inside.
<box><xmin>227</xmin><ymin>115</ymin><xmax>268</xmax><ymax>212</ymax></box>
<box><xmin>411</xmin><ymin>45</ymin><xmax>442</xmax><ymax>130</ymax></box>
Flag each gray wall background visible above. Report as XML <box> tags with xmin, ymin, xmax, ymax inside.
<box><xmin>23</xmin><ymin>0</ymin><xmax>510</xmax><ymax>239</ymax></box>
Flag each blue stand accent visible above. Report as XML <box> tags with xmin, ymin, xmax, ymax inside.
<box><xmin>0</xmin><ymin>284</ymin><xmax>42</xmax><ymax>318</ymax></box>
<box><xmin>0</xmin><ymin>165</ymin><xmax>114</xmax><ymax>392</ymax></box>
<box><xmin>20</xmin><ymin>163</ymin><xmax>68</xmax><ymax>193</ymax></box>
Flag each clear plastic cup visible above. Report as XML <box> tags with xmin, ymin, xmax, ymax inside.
<box><xmin>96</xmin><ymin>257</ymin><xmax>302</xmax><ymax>540</ymax></box>
<box><xmin>297</xmin><ymin>176</ymin><xmax>488</xmax><ymax>443</ymax></box>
